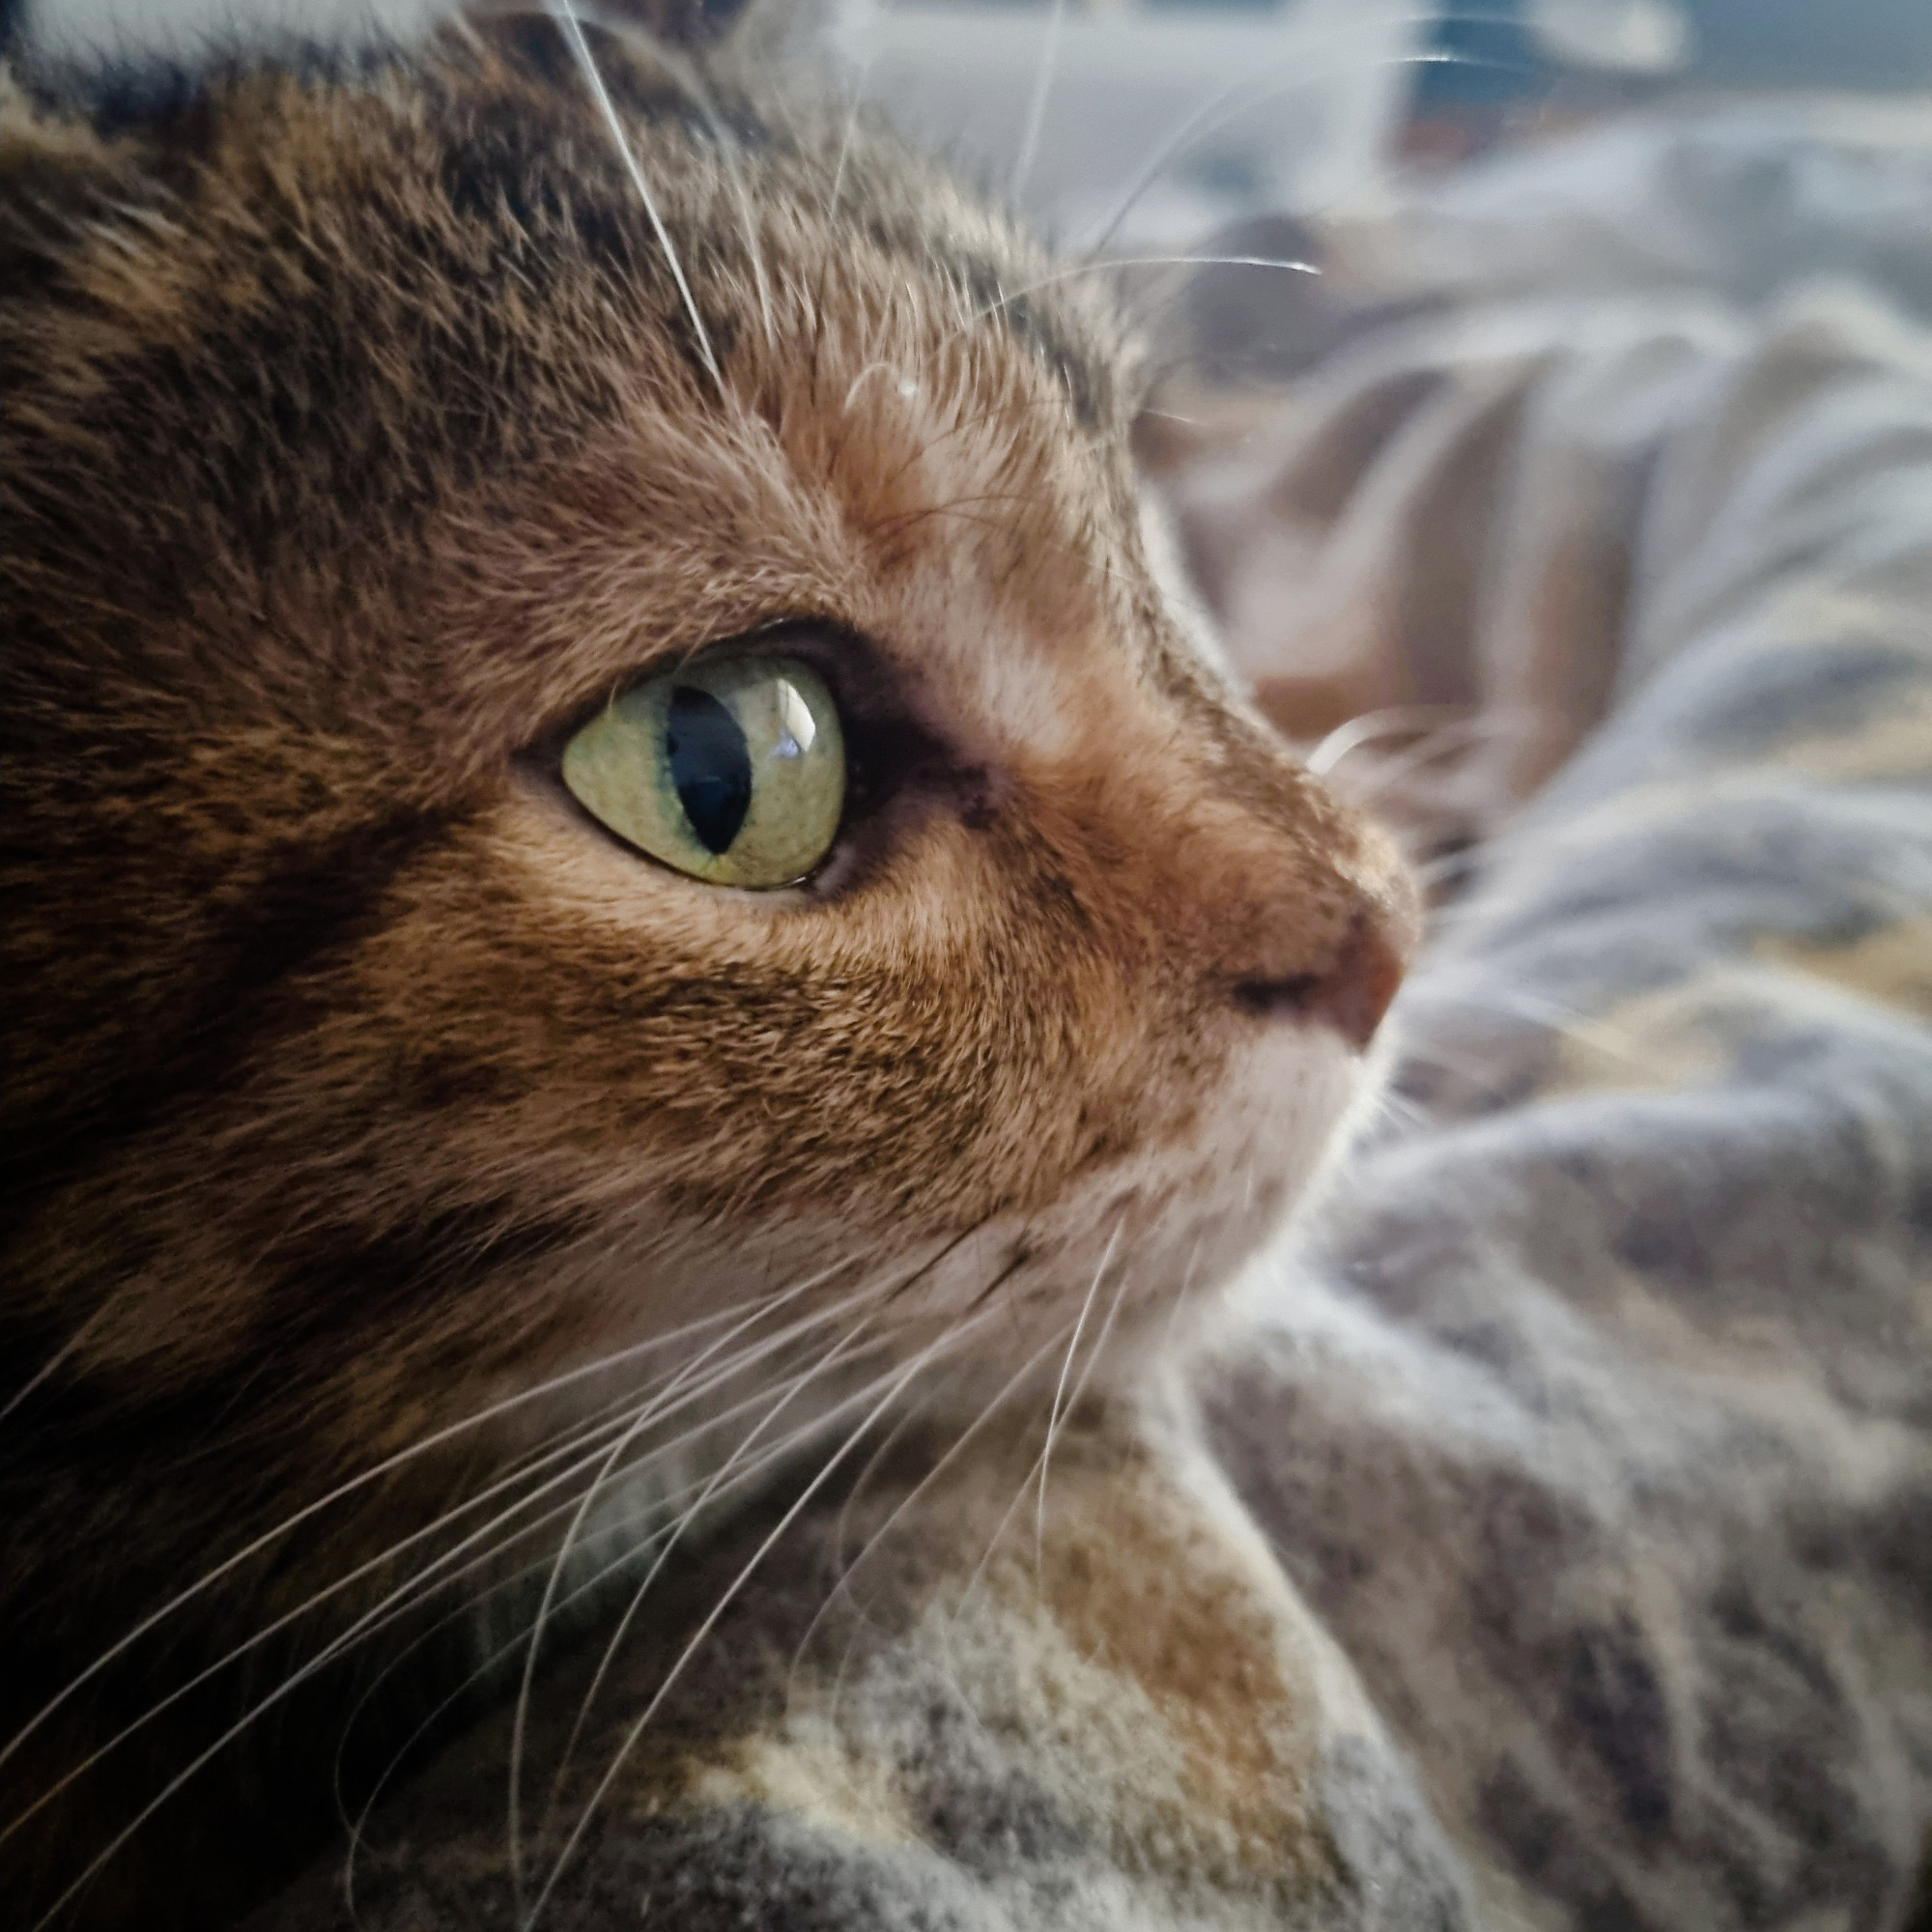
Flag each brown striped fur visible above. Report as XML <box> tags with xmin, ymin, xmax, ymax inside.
<box><xmin>0</xmin><ymin>13</ymin><xmax>1415</xmax><ymax>1926</ymax></box>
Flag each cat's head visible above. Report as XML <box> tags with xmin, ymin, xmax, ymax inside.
<box><xmin>0</xmin><ymin>10</ymin><xmax>1413</xmax><ymax>1594</ymax></box>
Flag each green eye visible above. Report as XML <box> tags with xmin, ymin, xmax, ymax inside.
<box><xmin>560</xmin><ymin>654</ymin><xmax>846</xmax><ymax>888</ymax></box>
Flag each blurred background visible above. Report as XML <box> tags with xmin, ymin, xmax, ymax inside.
<box><xmin>15</xmin><ymin>0</ymin><xmax>1932</xmax><ymax>250</ymax></box>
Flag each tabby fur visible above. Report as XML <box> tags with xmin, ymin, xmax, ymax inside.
<box><xmin>0</xmin><ymin>12</ymin><xmax>1413</xmax><ymax>1927</ymax></box>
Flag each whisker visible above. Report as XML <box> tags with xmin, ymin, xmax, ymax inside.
<box><xmin>1344</xmin><ymin>717</ymin><xmax>1512</xmax><ymax>810</ymax></box>
<box><xmin>536</xmin><ymin>1222</ymin><xmax>996</xmax><ymax>1822</ymax></box>
<box><xmin>1088</xmin><ymin>32</ymin><xmax>1531</xmax><ymax>256</ymax></box>
<box><xmin>945</xmin><ymin>1238</ymin><xmax>1146</xmax><ymax>1648</ymax></box>
<box><xmin>338</xmin><ymin>1357</ymin><xmax>911</xmax><ymax>1901</ymax></box>
<box><xmin>785</xmin><ymin>1321</ymin><xmax>1073</xmax><ymax>1717</ymax></box>
<box><xmin>593</xmin><ymin>8</ymin><xmax>778</xmax><ymax>353</ymax></box>
<box><xmin>1009</xmin><ymin>0</ymin><xmax>1067</xmax><ymax>206</ymax></box>
<box><xmin>0</xmin><ymin>1297</ymin><xmax>115</xmax><ymax>1424</ymax></box>
<box><xmin>1374</xmin><ymin>1088</ymin><xmax>1435</xmax><ymax>1136</ymax></box>
<box><xmin>823</xmin><ymin>64</ymin><xmax>869</xmax><ymax>223</ymax></box>
<box><xmin>0</xmin><ymin>1269</ymin><xmax>846</xmax><ymax>1783</ymax></box>
<box><xmin>959</xmin><ymin>253</ymin><xmax>1318</xmax><ymax>342</ymax></box>
<box><xmin>1065</xmin><ymin>1247</ymin><xmax>1137</xmax><ymax>1420</ymax></box>
<box><xmin>3</xmin><ymin>1267</ymin><xmax>874</xmax><ymax>1857</ymax></box>
<box><xmin>941</xmin><ymin>1317</ymin><xmax>1080</xmax><ymax>1641</ymax></box>
<box><xmin>531</xmin><ymin>1316</ymin><xmax>886</xmax><ymax>1845</ymax></box>
<box><xmin>1439</xmin><ymin>983</ymin><xmax>1656</xmax><ymax>1065</ymax></box>
<box><xmin>802</xmin><ymin>1364</ymin><xmax>968</xmax><ymax>1652</ymax></box>
<box><xmin>1307</xmin><ymin>704</ymin><xmax>1471</xmax><ymax>777</ymax></box>
<box><xmin>1157</xmin><ymin>1232</ymin><xmax>1208</xmax><ymax>1363</ymax></box>
<box><xmin>525</xmin><ymin>1306</ymin><xmax>999</xmax><ymax>1928</ymax></box>
<box><xmin>17</xmin><ymin>1269</ymin><xmax>899</xmax><ymax>1929</ymax></box>
<box><xmin>1035</xmin><ymin>1218</ymin><xmax>1122</xmax><ymax>1576</ymax></box>
<box><xmin>802</xmin><ymin>1245</ymin><xmax>1040</xmax><ymax>1621</ymax></box>
<box><xmin>501</xmin><ymin>1294</ymin><xmax>875</xmax><ymax>1903</ymax></box>
<box><xmin>1414</xmin><ymin>846</ymin><xmax>1480</xmax><ymax>892</ymax></box>
<box><xmin>545</xmin><ymin>0</ymin><xmax>724</xmax><ymax>390</ymax></box>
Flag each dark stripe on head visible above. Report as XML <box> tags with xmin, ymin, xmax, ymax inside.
<box><xmin>943</xmin><ymin>249</ymin><xmax>1113</xmax><ymax>431</ymax></box>
<box><xmin>968</xmin><ymin>276</ymin><xmax>1113</xmax><ymax>433</ymax></box>
<box><xmin>0</xmin><ymin>810</ymin><xmax>450</xmax><ymax>1246</ymax></box>
<box><xmin>255</xmin><ymin>1197</ymin><xmax>596</xmax><ymax>1375</ymax></box>
<box><xmin>861</xmin><ymin>225</ymin><xmax>1116</xmax><ymax>432</ymax></box>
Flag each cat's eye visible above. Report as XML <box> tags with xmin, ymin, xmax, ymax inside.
<box><xmin>560</xmin><ymin>654</ymin><xmax>846</xmax><ymax>888</ymax></box>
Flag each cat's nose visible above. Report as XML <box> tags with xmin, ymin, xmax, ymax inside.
<box><xmin>1230</xmin><ymin>900</ymin><xmax>1413</xmax><ymax>1049</ymax></box>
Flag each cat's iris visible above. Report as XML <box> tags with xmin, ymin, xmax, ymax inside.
<box><xmin>560</xmin><ymin>654</ymin><xmax>845</xmax><ymax>887</ymax></box>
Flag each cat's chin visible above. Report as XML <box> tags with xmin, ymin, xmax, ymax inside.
<box><xmin>873</xmin><ymin>1013</ymin><xmax>1388</xmax><ymax>1380</ymax></box>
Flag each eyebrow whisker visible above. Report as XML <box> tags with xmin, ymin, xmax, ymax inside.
<box><xmin>546</xmin><ymin>0</ymin><xmax>724</xmax><ymax>390</ymax></box>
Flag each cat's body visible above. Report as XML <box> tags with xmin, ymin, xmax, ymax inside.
<box><xmin>0</xmin><ymin>14</ymin><xmax>1412</xmax><ymax>1926</ymax></box>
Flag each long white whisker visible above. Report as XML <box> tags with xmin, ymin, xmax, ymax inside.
<box><xmin>822</xmin><ymin>1358</ymin><xmax>969</xmax><ymax>1582</ymax></box>
<box><xmin>546</xmin><ymin>0</ymin><xmax>723</xmax><ymax>389</ymax></box>
<box><xmin>527</xmin><ymin>1223</ymin><xmax>985</xmax><ymax>1827</ymax></box>
<box><xmin>1444</xmin><ymin>983</ymin><xmax>1654</xmax><ymax>1064</ymax></box>
<box><xmin>1049</xmin><ymin>1249</ymin><xmax>1136</xmax><ymax>1463</ymax></box>
<box><xmin>500</xmin><ymin>1281</ymin><xmax>870</xmax><ymax>1901</ymax></box>
<box><xmin>956</xmin><ymin>253</ymin><xmax>1317</xmax><ymax>347</ymax></box>
<box><xmin>7</xmin><ymin>1402</ymin><xmax>648</xmax><ymax>1860</ymax></box>
<box><xmin>1035</xmin><ymin>1218</ymin><xmax>1122</xmax><ymax>1575</ymax></box>
<box><xmin>1157</xmin><ymin>1232</ymin><xmax>1208</xmax><ymax>1365</ymax></box>
<box><xmin>595</xmin><ymin>9</ymin><xmax>778</xmax><ymax>353</ymax></box>
<box><xmin>18</xmin><ymin>1269</ymin><xmax>899</xmax><ymax>1928</ymax></box>
<box><xmin>1308</xmin><ymin>704</ymin><xmax>1471</xmax><ymax>777</ymax></box>
<box><xmin>528</xmin><ymin>1225</ymin><xmax>980</xmax><ymax>1834</ymax></box>
<box><xmin>1087</xmin><ymin>28</ymin><xmax>1514</xmax><ymax>256</ymax></box>
<box><xmin>940</xmin><ymin>1316</ymin><xmax>1080</xmax><ymax>1641</ymax></box>
<box><xmin>823</xmin><ymin>64</ymin><xmax>870</xmax><ymax>223</ymax></box>
<box><xmin>506</xmin><ymin>1329</ymin><xmax>831</xmax><ymax>1901</ymax></box>
<box><xmin>1345</xmin><ymin>717</ymin><xmax>1512</xmax><ymax>809</ymax></box>
<box><xmin>786</xmin><ymin>1322</ymin><xmax>1072</xmax><ymax>1716</ymax></box>
<box><xmin>0</xmin><ymin>1298</ymin><xmax>115</xmax><ymax>1424</ymax></box>
<box><xmin>340</xmin><ymin>1357</ymin><xmax>910</xmax><ymax>1903</ymax></box>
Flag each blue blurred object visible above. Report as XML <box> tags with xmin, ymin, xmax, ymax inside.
<box><xmin>1411</xmin><ymin>1</ymin><xmax>1546</xmax><ymax>112</ymax></box>
<box><xmin>1413</xmin><ymin>0</ymin><xmax>1932</xmax><ymax>108</ymax></box>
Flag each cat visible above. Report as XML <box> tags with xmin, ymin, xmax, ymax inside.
<box><xmin>0</xmin><ymin>4</ymin><xmax>1417</xmax><ymax>1925</ymax></box>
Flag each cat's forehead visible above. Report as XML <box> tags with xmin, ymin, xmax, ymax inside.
<box><xmin>7</xmin><ymin>26</ymin><xmax>1134</xmax><ymax>491</ymax></box>
<box><xmin>2</xmin><ymin>24</ymin><xmax>1155</xmax><ymax>740</ymax></box>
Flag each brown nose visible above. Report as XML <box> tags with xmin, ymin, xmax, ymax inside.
<box><xmin>1231</xmin><ymin>903</ymin><xmax>1413</xmax><ymax>1049</ymax></box>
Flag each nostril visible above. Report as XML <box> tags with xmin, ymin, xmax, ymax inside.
<box><xmin>1232</xmin><ymin>972</ymin><xmax>1323</xmax><ymax>1021</ymax></box>
<box><xmin>1232</xmin><ymin>909</ymin><xmax>1409</xmax><ymax>1050</ymax></box>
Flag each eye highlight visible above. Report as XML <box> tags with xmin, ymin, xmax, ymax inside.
<box><xmin>560</xmin><ymin>655</ymin><xmax>846</xmax><ymax>887</ymax></box>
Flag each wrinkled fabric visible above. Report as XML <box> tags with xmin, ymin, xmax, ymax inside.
<box><xmin>1196</xmin><ymin>110</ymin><xmax>1932</xmax><ymax>1932</ymax></box>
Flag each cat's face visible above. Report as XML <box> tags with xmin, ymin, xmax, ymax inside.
<box><xmin>0</xmin><ymin>20</ymin><xmax>1412</xmax><ymax>1595</ymax></box>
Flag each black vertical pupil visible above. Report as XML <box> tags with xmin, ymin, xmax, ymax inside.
<box><xmin>665</xmin><ymin>687</ymin><xmax>752</xmax><ymax>855</ymax></box>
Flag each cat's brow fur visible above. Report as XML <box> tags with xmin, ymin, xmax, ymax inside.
<box><xmin>0</xmin><ymin>18</ymin><xmax>1414</xmax><ymax>1927</ymax></box>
